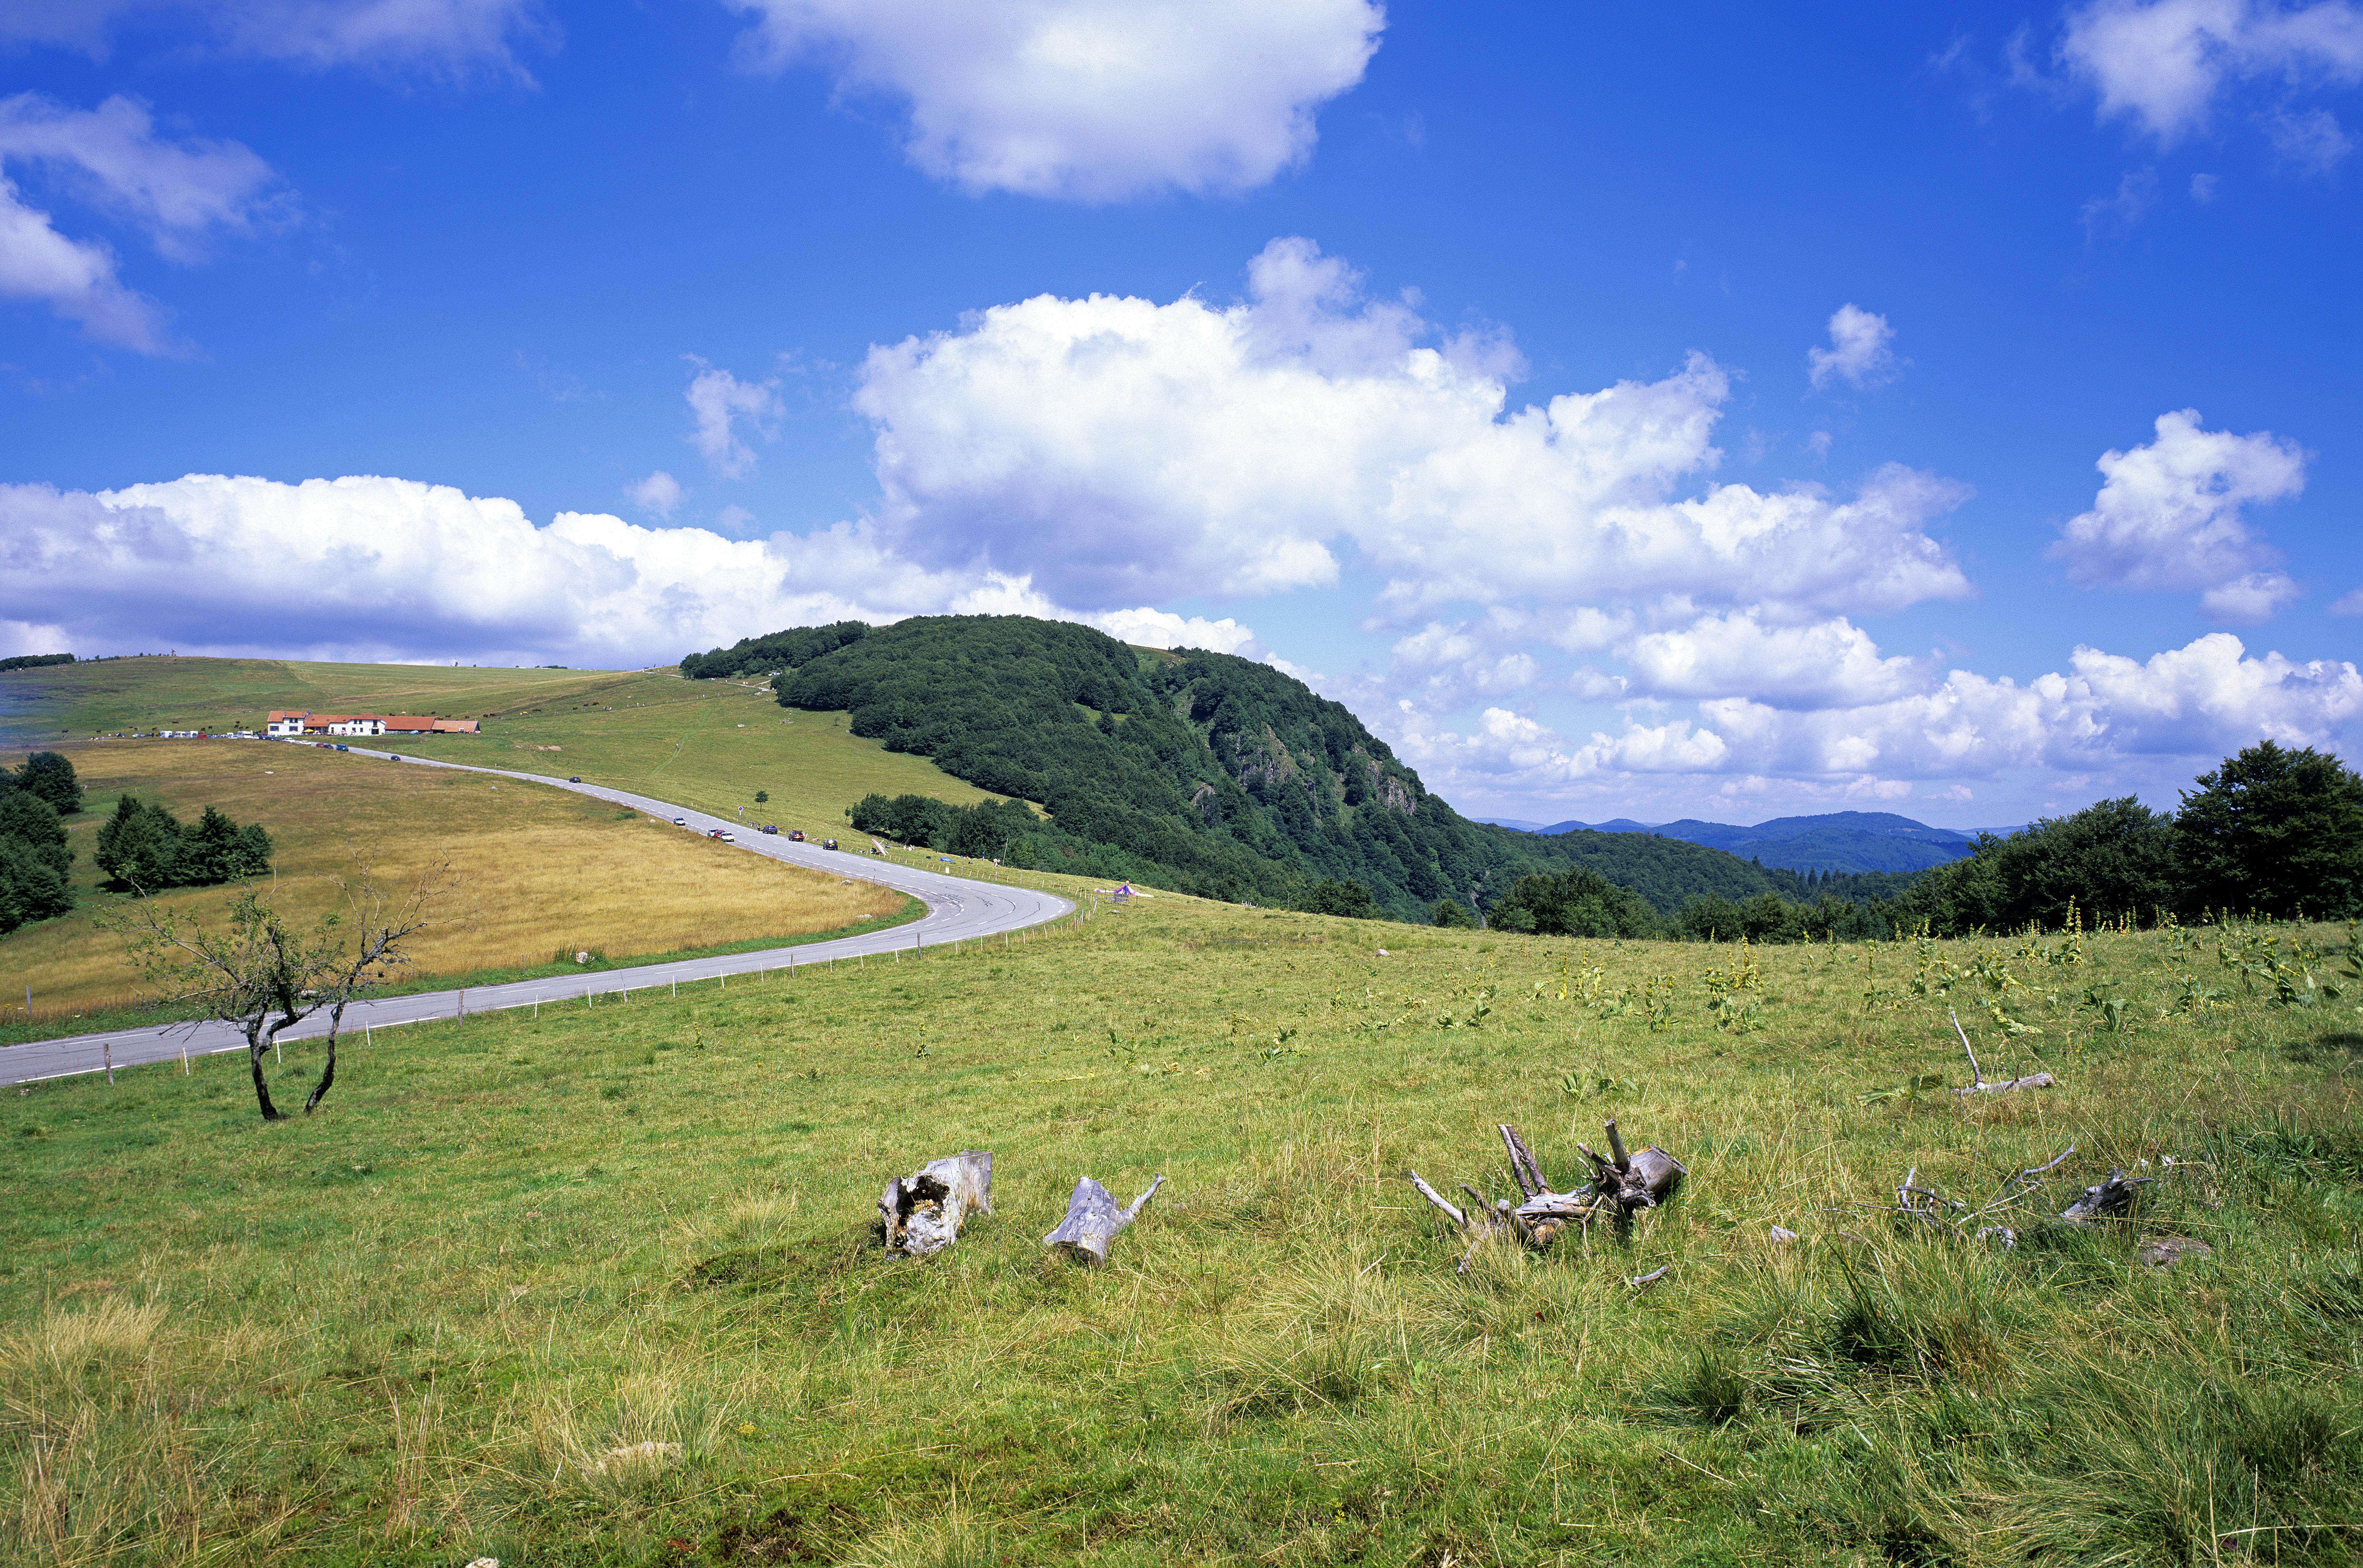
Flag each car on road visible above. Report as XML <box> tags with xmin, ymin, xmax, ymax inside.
<box><xmin>822</xmin><ymin>838</ymin><xmax>839</xmax><ymax>850</ymax></box>
<box><xmin>758</xmin><ymin>823</ymin><xmax>779</xmax><ymax>834</ymax></box>
<box><xmin>671</xmin><ymin>816</ymin><xmax>686</xmax><ymax>826</ymax></box>
<box><xmin>334</xmin><ymin>744</ymin><xmax>349</xmax><ymax>752</ymax></box>
<box><xmin>708</xmin><ymin>828</ymin><xmax>734</xmax><ymax>842</ymax></box>
<box><xmin>569</xmin><ymin>775</ymin><xmax>581</xmax><ymax>782</ymax></box>
<box><xmin>788</xmin><ymin>829</ymin><xmax>805</xmax><ymax>841</ymax></box>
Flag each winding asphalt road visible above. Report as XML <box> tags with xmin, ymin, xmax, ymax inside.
<box><xmin>3</xmin><ymin>742</ymin><xmax>1076</xmax><ymax>1086</ymax></box>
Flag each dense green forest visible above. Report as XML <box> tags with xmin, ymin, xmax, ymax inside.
<box><xmin>689</xmin><ymin>614</ymin><xmax>1824</xmax><ymax>920</ymax></box>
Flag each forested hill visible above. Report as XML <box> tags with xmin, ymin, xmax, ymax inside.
<box><xmin>687</xmin><ymin>614</ymin><xmax>1840</xmax><ymax>920</ymax></box>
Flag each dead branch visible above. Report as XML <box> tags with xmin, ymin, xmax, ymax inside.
<box><xmin>1405</xmin><ymin>1118</ymin><xmax>1687</xmax><ymax>1271</ymax></box>
<box><xmin>1949</xmin><ymin>1008</ymin><xmax>2055</xmax><ymax>1094</ymax></box>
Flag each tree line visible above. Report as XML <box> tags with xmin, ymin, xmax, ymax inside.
<box><xmin>1476</xmin><ymin>741</ymin><xmax>2363</xmax><ymax>940</ymax></box>
<box><xmin>95</xmin><ymin>795</ymin><xmax>275</xmax><ymax>891</ymax></box>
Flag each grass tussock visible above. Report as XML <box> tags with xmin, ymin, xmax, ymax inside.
<box><xmin>2</xmin><ymin>896</ymin><xmax>2360</xmax><ymax>1564</ymax></box>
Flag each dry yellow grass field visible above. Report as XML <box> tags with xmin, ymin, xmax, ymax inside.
<box><xmin>0</xmin><ymin>737</ymin><xmax>903</xmax><ymax>1025</ymax></box>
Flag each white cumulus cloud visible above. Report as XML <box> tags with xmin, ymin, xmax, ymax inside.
<box><xmin>726</xmin><ymin>0</ymin><xmax>1384</xmax><ymax>199</ymax></box>
<box><xmin>2060</xmin><ymin>0</ymin><xmax>2363</xmax><ymax>153</ymax></box>
<box><xmin>684</xmin><ymin>363</ymin><xmax>784</xmax><ymax>480</ymax></box>
<box><xmin>0</xmin><ymin>94</ymin><xmax>282</xmax><ymax>350</ymax></box>
<box><xmin>1389</xmin><ymin>632</ymin><xmax>2359</xmax><ymax>804</ymax></box>
<box><xmin>1806</xmin><ymin>303</ymin><xmax>1900</xmax><ymax>389</ymax></box>
<box><xmin>2049</xmin><ymin>407</ymin><xmax>2308</xmax><ymax>621</ymax></box>
<box><xmin>0</xmin><ymin>473</ymin><xmax>1260</xmax><ymax>668</ymax></box>
<box><xmin>855</xmin><ymin>238</ymin><xmax>1973</xmax><ymax>618</ymax></box>
<box><xmin>1620</xmin><ymin>611</ymin><xmax>1936</xmax><ymax>708</ymax></box>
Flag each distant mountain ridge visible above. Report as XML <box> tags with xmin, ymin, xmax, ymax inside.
<box><xmin>1483</xmin><ymin>809</ymin><xmax>1989</xmax><ymax>876</ymax></box>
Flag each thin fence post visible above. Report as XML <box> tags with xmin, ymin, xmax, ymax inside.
<box><xmin>104</xmin><ymin>1041</ymin><xmax>114</xmax><ymax>1086</ymax></box>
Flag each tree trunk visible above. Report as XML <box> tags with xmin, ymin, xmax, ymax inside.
<box><xmin>878</xmin><ymin>1150</ymin><xmax>994</xmax><ymax>1256</ymax></box>
<box><xmin>246</xmin><ymin>1023</ymin><xmax>285</xmax><ymax>1121</ymax></box>
<box><xmin>303</xmin><ymin>1004</ymin><xmax>344</xmax><ymax>1115</ymax></box>
<box><xmin>1044</xmin><ymin>1174</ymin><xmax>1164</xmax><ymax>1266</ymax></box>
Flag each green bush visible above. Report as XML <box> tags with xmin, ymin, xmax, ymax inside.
<box><xmin>93</xmin><ymin>796</ymin><xmax>272</xmax><ymax>891</ymax></box>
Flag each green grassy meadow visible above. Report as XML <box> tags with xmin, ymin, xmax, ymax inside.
<box><xmin>0</xmin><ymin>656</ymin><xmax>1006</xmax><ymax>836</ymax></box>
<box><xmin>4</xmin><ymin>896</ymin><xmax>2359</xmax><ymax>1566</ymax></box>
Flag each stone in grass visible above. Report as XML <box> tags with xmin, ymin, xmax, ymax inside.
<box><xmin>2135</xmin><ymin>1236</ymin><xmax>2212</xmax><ymax>1268</ymax></box>
<box><xmin>594</xmin><ymin>1440</ymin><xmax>683</xmax><ymax>1475</ymax></box>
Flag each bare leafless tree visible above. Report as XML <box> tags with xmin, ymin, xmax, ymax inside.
<box><xmin>104</xmin><ymin>855</ymin><xmax>457</xmax><ymax>1121</ymax></box>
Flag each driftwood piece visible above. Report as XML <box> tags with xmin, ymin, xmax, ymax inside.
<box><xmin>2060</xmin><ymin>1167</ymin><xmax>2150</xmax><ymax>1225</ymax></box>
<box><xmin>878</xmin><ymin>1150</ymin><xmax>994</xmax><ymax>1256</ymax></box>
<box><xmin>1949</xmin><ymin>1009</ymin><xmax>2055</xmax><ymax>1094</ymax></box>
<box><xmin>1044</xmin><ymin>1173</ymin><xmax>1165</xmax><ymax>1266</ymax></box>
<box><xmin>1407</xmin><ymin>1119</ymin><xmax>1687</xmax><ymax>1271</ymax></box>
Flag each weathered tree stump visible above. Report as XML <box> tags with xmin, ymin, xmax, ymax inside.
<box><xmin>1044</xmin><ymin>1174</ymin><xmax>1165</xmax><ymax>1265</ymax></box>
<box><xmin>878</xmin><ymin>1150</ymin><xmax>994</xmax><ymax>1256</ymax></box>
<box><xmin>1407</xmin><ymin>1120</ymin><xmax>1687</xmax><ymax>1272</ymax></box>
<box><xmin>2060</xmin><ymin>1167</ymin><xmax>2149</xmax><ymax>1225</ymax></box>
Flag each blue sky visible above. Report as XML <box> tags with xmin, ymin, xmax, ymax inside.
<box><xmin>2</xmin><ymin>0</ymin><xmax>2358</xmax><ymax>827</ymax></box>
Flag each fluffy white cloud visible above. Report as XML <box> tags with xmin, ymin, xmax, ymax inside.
<box><xmin>1390</xmin><ymin>632</ymin><xmax>2360</xmax><ymax>802</ymax></box>
<box><xmin>2061</xmin><ymin>0</ymin><xmax>2363</xmax><ymax>151</ymax></box>
<box><xmin>1620</xmin><ymin>611</ymin><xmax>1935</xmax><ymax>708</ymax></box>
<box><xmin>684</xmin><ymin>363</ymin><xmax>783</xmax><ymax>480</ymax></box>
<box><xmin>0</xmin><ymin>473</ymin><xmax>1258</xmax><ymax>668</ymax></box>
<box><xmin>1</xmin><ymin>1</ymin><xmax>550</xmax><ymax>77</ymax></box>
<box><xmin>625</xmin><ymin>470</ymin><xmax>683</xmax><ymax>518</ymax></box>
<box><xmin>728</xmin><ymin>0</ymin><xmax>1382</xmax><ymax>199</ymax></box>
<box><xmin>1806</xmin><ymin>303</ymin><xmax>1899</xmax><ymax>389</ymax></box>
<box><xmin>2049</xmin><ymin>408</ymin><xmax>2307</xmax><ymax>620</ymax></box>
<box><xmin>1088</xmin><ymin>608</ymin><xmax>1261</xmax><ymax>655</ymax></box>
<box><xmin>0</xmin><ymin>94</ymin><xmax>281</xmax><ymax>350</ymax></box>
<box><xmin>856</xmin><ymin>238</ymin><xmax>1972</xmax><ymax>618</ymax></box>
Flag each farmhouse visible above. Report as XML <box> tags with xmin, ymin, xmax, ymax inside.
<box><xmin>266</xmin><ymin>710</ymin><xmax>481</xmax><ymax>738</ymax></box>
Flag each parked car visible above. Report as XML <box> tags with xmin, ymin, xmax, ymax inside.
<box><xmin>758</xmin><ymin>824</ymin><xmax>779</xmax><ymax>834</ymax></box>
<box><xmin>709</xmin><ymin>829</ymin><xmax>734</xmax><ymax>842</ymax></box>
<box><xmin>671</xmin><ymin>816</ymin><xmax>686</xmax><ymax>826</ymax></box>
<box><xmin>788</xmin><ymin>829</ymin><xmax>805</xmax><ymax>842</ymax></box>
<box><xmin>334</xmin><ymin>744</ymin><xmax>349</xmax><ymax>752</ymax></box>
<box><xmin>822</xmin><ymin>838</ymin><xmax>839</xmax><ymax>850</ymax></box>
<box><xmin>569</xmin><ymin>775</ymin><xmax>581</xmax><ymax>782</ymax></box>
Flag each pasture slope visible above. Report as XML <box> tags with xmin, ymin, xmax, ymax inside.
<box><xmin>0</xmin><ymin>656</ymin><xmax>1028</xmax><ymax>1041</ymax></box>
<box><xmin>2</xmin><ymin>894</ymin><xmax>2357</xmax><ymax>1565</ymax></box>
<box><xmin>0</xmin><ymin>654</ymin><xmax>1004</xmax><ymax>836</ymax></box>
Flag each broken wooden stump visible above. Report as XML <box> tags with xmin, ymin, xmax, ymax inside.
<box><xmin>878</xmin><ymin>1150</ymin><xmax>994</xmax><ymax>1256</ymax></box>
<box><xmin>2060</xmin><ymin>1167</ymin><xmax>2150</xmax><ymax>1225</ymax></box>
<box><xmin>1044</xmin><ymin>1173</ymin><xmax>1165</xmax><ymax>1266</ymax></box>
<box><xmin>1407</xmin><ymin>1119</ymin><xmax>1687</xmax><ymax>1272</ymax></box>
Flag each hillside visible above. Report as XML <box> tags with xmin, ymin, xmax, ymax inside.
<box><xmin>694</xmin><ymin>614</ymin><xmax>1831</xmax><ymax>920</ymax></box>
<box><xmin>0</xmin><ymin>654</ymin><xmax>1005</xmax><ymax>836</ymax></box>
<box><xmin>0</xmin><ymin>736</ymin><xmax>907</xmax><ymax>1038</ymax></box>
